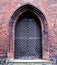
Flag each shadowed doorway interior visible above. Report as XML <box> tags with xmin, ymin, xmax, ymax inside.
<box><xmin>14</xmin><ymin>11</ymin><xmax>42</xmax><ymax>59</ymax></box>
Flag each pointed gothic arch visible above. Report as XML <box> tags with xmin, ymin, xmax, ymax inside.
<box><xmin>8</xmin><ymin>4</ymin><xmax>48</xmax><ymax>59</ymax></box>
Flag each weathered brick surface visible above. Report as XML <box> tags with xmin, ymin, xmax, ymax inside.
<box><xmin>0</xmin><ymin>0</ymin><xmax>57</xmax><ymax>61</ymax></box>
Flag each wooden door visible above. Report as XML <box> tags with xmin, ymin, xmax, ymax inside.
<box><xmin>14</xmin><ymin>11</ymin><xmax>42</xmax><ymax>59</ymax></box>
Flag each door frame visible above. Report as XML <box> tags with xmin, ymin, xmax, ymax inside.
<box><xmin>8</xmin><ymin>4</ymin><xmax>48</xmax><ymax>60</ymax></box>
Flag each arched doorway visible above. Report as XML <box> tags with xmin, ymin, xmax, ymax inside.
<box><xmin>9</xmin><ymin>4</ymin><xmax>48</xmax><ymax>59</ymax></box>
<box><xmin>14</xmin><ymin>11</ymin><xmax>42</xmax><ymax>59</ymax></box>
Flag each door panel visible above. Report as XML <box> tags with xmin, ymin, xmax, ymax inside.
<box><xmin>15</xmin><ymin>18</ymin><xmax>28</xmax><ymax>59</ymax></box>
<box><xmin>28</xmin><ymin>19</ymin><xmax>42</xmax><ymax>58</ymax></box>
<box><xmin>14</xmin><ymin>13</ymin><xmax>42</xmax><ymax>59</ymax></box>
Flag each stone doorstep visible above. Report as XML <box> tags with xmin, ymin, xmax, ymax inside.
<box><xmin>7</xmin><ymin>59</ymin><xmax>52</xmax><ymax>65</ymax></box>
<box><xmin>7</xmin><ymin>59</ymin><xmax>49</xmax><ymax>63</ymax></box>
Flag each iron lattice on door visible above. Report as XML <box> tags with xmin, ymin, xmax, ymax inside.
<box><xmin>14</xmin><ymin>12</ymin><xmax>42</xmax><ymax>59</ymax></box>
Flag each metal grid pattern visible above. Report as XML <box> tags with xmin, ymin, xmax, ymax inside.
<box><xmin>14</xmin><ymin>15</ymin><xmax>42</xmax><ymax>59</ymax></box>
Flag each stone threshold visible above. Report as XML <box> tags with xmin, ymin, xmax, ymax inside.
<box><xmin>6</xmin><ymin>59</ymin><xmax>52</xmax><ymax>65</ymax></box>
<box><xmin>7</xmin><ymin>59</ymin><xmax>50</xmax><ymax>63</ymax></box>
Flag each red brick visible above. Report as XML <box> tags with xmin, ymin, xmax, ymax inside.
<box><xmin>0</xmin><ymin>0</ymin><xmax>57</xmax><ymax>61</ymax></box>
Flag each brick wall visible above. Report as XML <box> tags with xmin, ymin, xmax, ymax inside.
<box><xmin>0</xmin><ymin>0</ymin><xmax>57</xmax><ymax>61</ymax></box>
